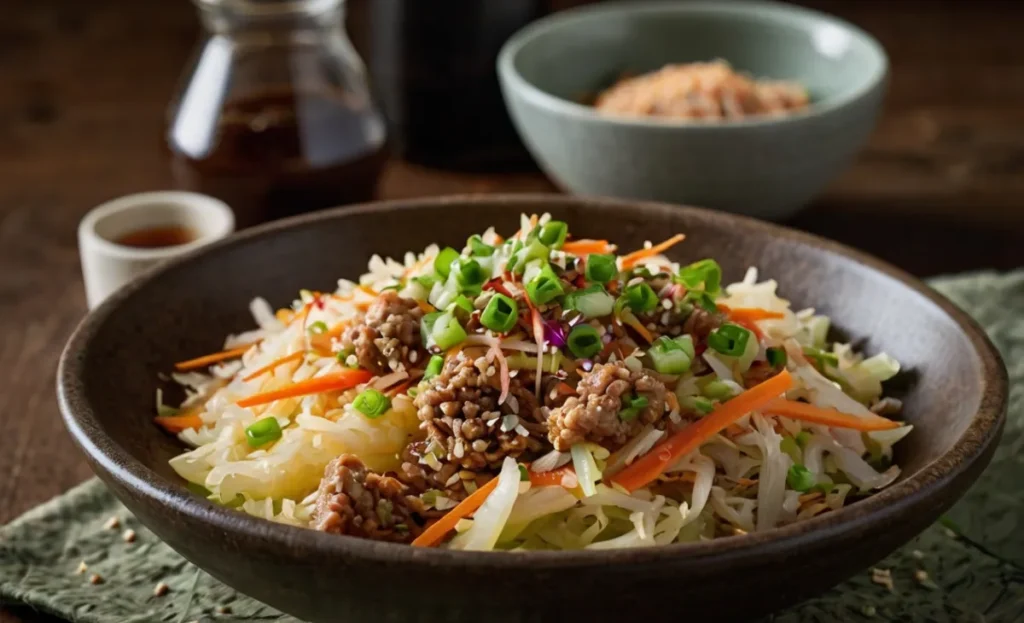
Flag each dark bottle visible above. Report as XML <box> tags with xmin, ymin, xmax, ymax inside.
<box><xmin>358</xmin><ymin>0</ymin><xmax>548</xmax><ymax>171</ymax></box>
<box><xmin>166</xmin><ymin>0</ymin><xmax>388</xmax><ymax>228</ymax></box>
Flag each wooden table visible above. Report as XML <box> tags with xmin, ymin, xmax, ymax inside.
<box><xmin>1</xmin><ymin>0</ymin><xmax>1022</xmax><ymax>621</ymax></box>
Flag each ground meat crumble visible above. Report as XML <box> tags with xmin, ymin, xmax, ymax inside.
<box><xmin>340</xmin><ymin>291</ymin><xmax>424</xmax><ymax>374</ymax></box>
<box><xmin>311</xmin><ymin>454</ymin><xmax>424</xmax><ymax>543</ymax></box>
<box><xmin>547</xmin><ymin>362</ymin><xmax>667</xmax><ymax>451</ymax></box>
<box><xmin>401</xmin><ymin>353</ymin><xmax>546</xmax><ymax>496</ymax></box>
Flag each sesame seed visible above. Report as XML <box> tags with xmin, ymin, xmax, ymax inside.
<box><xmin>514</xmin><ymin>424</ymin><xmax>530</xmax><ymax>437</ymax></box>
<box><xmin>911</xmin><ymin>549</ymin><xmax>924</xmax><ymax>560</ymax></box>
<box><xmin>661</xmin><ymin>298</ymin><xmax>673</xmax><ymax>310</ymax></box>
<box><xmin>122</xmin><ymin>529</ymin><xmax>136</xmax><ymax>543</ymax></box>
<box><xmin>646</xmin><ymin>322</ymin><xmax>657</xmax><ymax>331</ymax></box>
<box><xmin>75</xmin><ymin>561</ymin><xmax>88</xmax><ymax>575</ymax></box>
<box><xmin>870</xmin><ymin>568</ymin><xmax>894</xmax><ymax>592</ymax></box>
<box><xmin>103</xmin><ymin>516</ymin><xmax>120</xmax><ymax>530</ymax></box>
<box><xmin>345</xmin><ymin>354</ymin><xmax>358</xmax><ymax>367</ymax></box>
<box><xmin>509</xmin><ymin>369</ymin><xmax>519</xmax><ymax>378</ymax></box>
<box><xmin>660</xmin><ymin>311</ymin><xmax>670</xmax><ymax>325</ymax></box>
<box><xmin>445</xmin><ymin>472</ymin><xmax>461</xmax><ymax>486</ymax></box>
<box><xmin>215</xmin><ymin>605</ymin><xmax>232</xmax><ymax>615</ymax></box>
<box><xmin>89</xmin><ymin>573</ymin><xmax>104</xmax><ymax>585</ymax></box>
<box><xmin>409</xmin><ymin>350</ymin><xmax>419</xmax><ymax>363</ymax></box>
<box><xmin>913</xmin><ymin>569</ymin><xmax>929</xmax><ymax>583</ymax></box>
<box><xmin>453</xmin><ymin>440</ymin><xmax>465</xmax><ymax>459</ymax></box>
<box><xmin>153</xmin><ymin>582</ymin><xmax>169</xmax><ymax>597</ymax></box>
<box><xmin>943</xmin><ymin>527</ymin><xmax>957</xmax><ymax>538</ymax></box>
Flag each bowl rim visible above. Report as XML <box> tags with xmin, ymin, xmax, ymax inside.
<box><xmin>497</xmin><ymin>0</ymin><xmax>890</xmax><ymax>130</ymax></box>
<box><xmin>58</xmin><ymin>194</ymin><xmax>1006</xmax><ymax>570</ymax></box>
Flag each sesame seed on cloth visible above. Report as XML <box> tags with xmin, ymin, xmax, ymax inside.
<box><xmin>0</xmin><ymin>271</ymin><xmax>1022</xmax><ymax>622</ymax></box>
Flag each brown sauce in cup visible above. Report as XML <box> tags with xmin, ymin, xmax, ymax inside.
<box><xmin>115</xmin><ymin>226</ymin><xmax>197</xmax><ymax>249</ymax></box>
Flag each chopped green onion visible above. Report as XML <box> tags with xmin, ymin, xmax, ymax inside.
<box><xmin>780</xmin><ymin>436</ymin><xmax>801</xmax><ymax>463</ymax></box>
<box><xmin>434</xmin><ymin>247</ymin><xmax>460</xmax><ymax>279</ymax></box>
<box><xmin>336</xmin><ymin>347</ymin><xmax>353</xmax><ymax>364</ymax></box>
<box><xmin>618</xmin><ymin>395</ymin><xmax>649</xmax><ymax>421</ymax></box>
<box><xmin>245</xmin><ymin>417</ymin><xmax>282</xmax><ymax>448</ymax></box>
<box><xmin>686</xmin><ymin>290</ymin><xmax>719</xmax><ymax>312</ymax></box>
<box><xmin>566</xmin><ymin>324</ymin><xmax>602</xmax><ymax>359</ymax></box>
<box><xmin>622</xmin><ymin>282</ymin><xmax>658</xmax><ymax>314</ymax></box>
<box><xmin>480</xmin><ymin>293</ymin><xmax>518</xmax><ymax>333</ymax></box>
<box><xmin>453</xmin><ymin>257</ymin><xmax>486</xmax><ymax>291</ymax></box>
<box><xmin>803</xmin><ymin>346</ymin><xmax>839</xmax><ymax>368</ymax></box>
<box><xmin>766</xmin><ymin>347</ymin><xmax>788</xmax><ymax>368</ymax></box>
<box><xmin>565</xmin><ymin>284</ymin><xmax>615</xmax><ymax>318</ymax></box>
<box><xmin>430</xmin><ymin>312</ymin><xmax>467</xmax><ymax>350</ymax></box>
<box><xmin>675</xmin><ymin>259</ymin><xmax>722</xmax><ymax>295</ymax></box>
<box><xmin>649</xmin><ymin>336</ymin><xmax>694</xmax><ymax>374</ymax></box>
<box><xmin>525</xmin><ymin>263</ymin><xmax>564</xmax><ymax>305</ymax></box>
<box><xmin>421</xmin><ymin>312</ymin><xmax>442</xmax><ymax>348</ymax></box>
<box><xmin>538</xmin><ymin>221</ymin><xmax>568</xmax><ymax>249</ymax></box>
<box><xmin>584</xmin><ymin>253</ymin><xmax>617</xmax><ymax>283</ymax></box>
<box><xmin>795</xmin><ymin>430</ymin><xmax>811</xmax><ymax>447</ymax></box>
<box><xmin>702</xmin><ymin>380</ymin><xmax>733</xmax><ymax>400</ymax></box>
<box><xmin>467</xmin><ymin>235</ymin><xmax>495</xmax><ymax>257</ymax></box>
<box><xmin>449</xmin><ymin>294</ymin><xmax>474</xmax><ymax>314</ymax></box>
<box><xmin>518</xmin><ymin>464</ymin><xmax>530</xmax><ymax>482</ymax></box>
<box><xmin>787</xmin><ymin>464</ymin><xmax>816</xmax><ymax>492</ymax></box>
<box><xmin>684</xmin><ymin>395</ymin><xmax>714</xmax><ymax>414</ymax></box>
<box><xmin>412</xmin><ymin>274</ymin><xmax>436</xmax><ymax>290</ymax></box>
<box><xmin>353</xmin><ymin>388</ymin><xmax>391</xmax><ymax>419</ymax></box>
<box><xmin>307</xmin><ymin>320</ymin><xmax>328</xmax><ymax>334</ymax></box>
<box><xmin>707</xmin><ymin>323</ymin><xmax>751</xmax><ymax>357</ymax></box>
<box><xmin>424</xmin><ymin>355</ymin><xmax>444</xmax><ymax>380</ymax></box>
<box><xmin>509</xmin><ymin>240</ymin><xmax>549</xmax><ymax>275</ymax></box>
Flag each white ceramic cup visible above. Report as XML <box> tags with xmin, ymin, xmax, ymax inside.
<box><xmin>78</xmin><ymin>191</ymin><xmax>235</xmax><ymax>309</ymax></box>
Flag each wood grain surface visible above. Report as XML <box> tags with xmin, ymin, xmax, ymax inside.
<box><xmin>1</xmin><ymin>0</ymin><xmax>1022</xmax><ymax>621</ymax></box>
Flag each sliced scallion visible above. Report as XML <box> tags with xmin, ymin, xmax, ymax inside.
<box><xmin>648</xmin><ymin>335</ymin><xmax>694</xmax><ymax>374</ymax></box>
<box><xmin>525</xmin><ymin>263</ymin><xmax>564</xmax><ymax>305</ymax></box>
<box><xmin>424</xmin><ymin>355</ymin><xmax>444</xmax><ymax>380</ymax></box>
<box><xmin>430</xmin><ymin>312</ymin><xmax>467</xmax><ymax>350</ymax></box>
<box><xmin>707</xmin><ymin>323</ymin><xmax>751</xmax><ymax>357</ymax></box>
<box><xmin>434</xmin><ymin>247</ymin><xmax>459</xmax><ymax>279</ymax></box>
<box><xmin>307</xmin><ymin>320</ymin><xmax>328</xmax><ymax>334</ymax></box>
<box><xmin>766</xmin><ymin>346</ymin><xmax>788</xmax><ymax>368</ymax></box>
<box><xmin>480</xmin><ymin>293</ymin><xmax>518</xmax><ymax>333</ymax></box>
<box><xmin>565</xmin><ymin>284</ymin><xmax>615</xmax><ymax>318</ymax></box>
<box><xmin>618</xmin><ymin>395</ymin><xmax>649</xmax><ymax>421</ymax></box>
<box><xmin>584</xmin><ymin>253</ymin><xmax>617</xmax><ymax>284</ymax></box>
<box><xmin>538</xmin><ymin>220</ymin><xmax>568</xmax><ymax>249</ymax></box>
<box><xmin>622</xmin><ymin>281</ymin><xmax>658</xmax><ymax>314</ymax></box>
<box><xmin>787</xmin><ymin>464</ymin><xmax>816</xmax><ymax>492</ymax></box>
<box><xmin>702</xmin><ymin>380</ymin><xmax>733</xmax><ymax>400</ymax></box>
<box><xmin>245</xmin><ymin>417</ymin><xmax>282</xmax><ymax>448</ymax></box>
<box><xmin>353</xmin><ymin>388</ymin><xmax>391</xmax><ymax>419</ymax></box>
<box><xmin>675</xmin><ymin>259</ymin><xmax>722</xmax><ymax>296</ymax></box>
<box><xmin>468</xmin><ymin>235</ymin><xmax>495</xmax><ymax>257</ymax></box>
<box><xmin>566</xmin><ymin>324</ymin><xmax>602</xmax><ymax>359</ymax></box>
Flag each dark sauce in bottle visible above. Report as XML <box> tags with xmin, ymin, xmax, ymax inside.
<box><xmin>167</xmin><ymin>87</ymin><xmax>388</xmax><ymax>228</ymax></box>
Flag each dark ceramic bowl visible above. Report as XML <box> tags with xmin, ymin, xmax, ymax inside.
<box><xmin>58</xmin><ymin>196</ymin><xmax>1006</xmax><ymax>623</ymax></box>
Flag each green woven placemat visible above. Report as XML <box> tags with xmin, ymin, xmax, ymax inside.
<box><xmin>3</xmin><ymin>271</ymin><xmax>1023</xmax><ymax>623</ymax></box>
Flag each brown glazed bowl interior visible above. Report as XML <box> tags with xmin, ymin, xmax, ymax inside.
<box><xmin>58</xmin><ymin>195</ymin><xmax>1006</xmax><ymax>623</ymax></box>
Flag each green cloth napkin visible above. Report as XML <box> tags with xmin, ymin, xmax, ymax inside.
<box><xmin>3</xmin><ymin>271</ymin><xmax>1023</xmax><ymax>623</ymax></box>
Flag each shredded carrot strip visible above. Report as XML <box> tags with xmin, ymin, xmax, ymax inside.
<box><xmin>529</xmin><ymin>465</ymin><xmax>577</xmax><ymax>488</ymax></box>
<box><xmin>275</xmin><ymin>309</ymin><xmax>294</xmax><ymax>323</ymax></box>
<box><xmin>621</xmin><ymin>311</ymin><xmax>654</xmax><ymax>344</ymax></box>
<box><xmin>493</xmin><ymin>234</ymin><xmax>505</xmax><ymax>244</ymax></box>
<box><xmin>763</xmin><ymin>398</ymin><xmax>901</xmax><ymax>431</ymax></box>
<box><xmin>310</xmin><ymin>322</ymin><xmax>350</xmax><ymax>353</ymax></box>
<box><xmin>411</xmin><ymin>476</ymin><xmax>499</xmax><ymax>547</ymax></box>
<box><xmin>416</xmin><ymin>300</ymin><xmax>436</xmax><ymax>314</ymax></box>
<box><xmin>720</xmin><ymin>306</ymin><xmax>786</xmax><ymax>323</ymax></box>
<box><xmin>174</xmin><ymin>344</ymin><xmax>254</xmax><ymax>371</ymax></box>
<box><xmin>242</xmin><ymin>351</ymin><xmax>305</xmax><ymax>382</ymax></box>
<box><xmin>154</xmin><ymin>413</ymin><xmax>203</xmax><ymax>433</ymax></box>
<box><xmin>357</xmin><ymin>285</ymin><xmax>380</xmax><ymax>298</ymax></box>
<box><xmin>609</xmin><ymin>370</ymin><xmax>793</xmax><ymax>492</ymax></box>
<box><xmin>561</xmin><ymin>239</ymin><xmax>612</xmax><ymax>255</ymax></box>
<box><xmin>620</xmin><ymin>234</ymin><xmax>686</xmax><ymax>269</ymax></box>
<box><xmin>236</xmin><ymin>369</ymin><xmax>372</xmax><ymax>408</ymax></box>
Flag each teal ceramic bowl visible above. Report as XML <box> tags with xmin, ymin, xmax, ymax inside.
<box><xmin>497</xmin><ymin>0</ymin><xmax>888</xmax><ymax>220</ymax></box>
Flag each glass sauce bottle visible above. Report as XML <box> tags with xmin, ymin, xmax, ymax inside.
<box><xmin>166</xmin><ymin>0</ymin><xmax>388</xmax><ymax>228</ymax></box>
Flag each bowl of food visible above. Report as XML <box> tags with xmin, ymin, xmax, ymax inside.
<box><xmin>58</xmin><ymin>195</ymin><xmax>1005</xmax><ymax>622</ymax></box>
<box><xmin>497</xmin><ymin>0</ymin><xmax>888</xmax><ymax>220</ymax></box>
